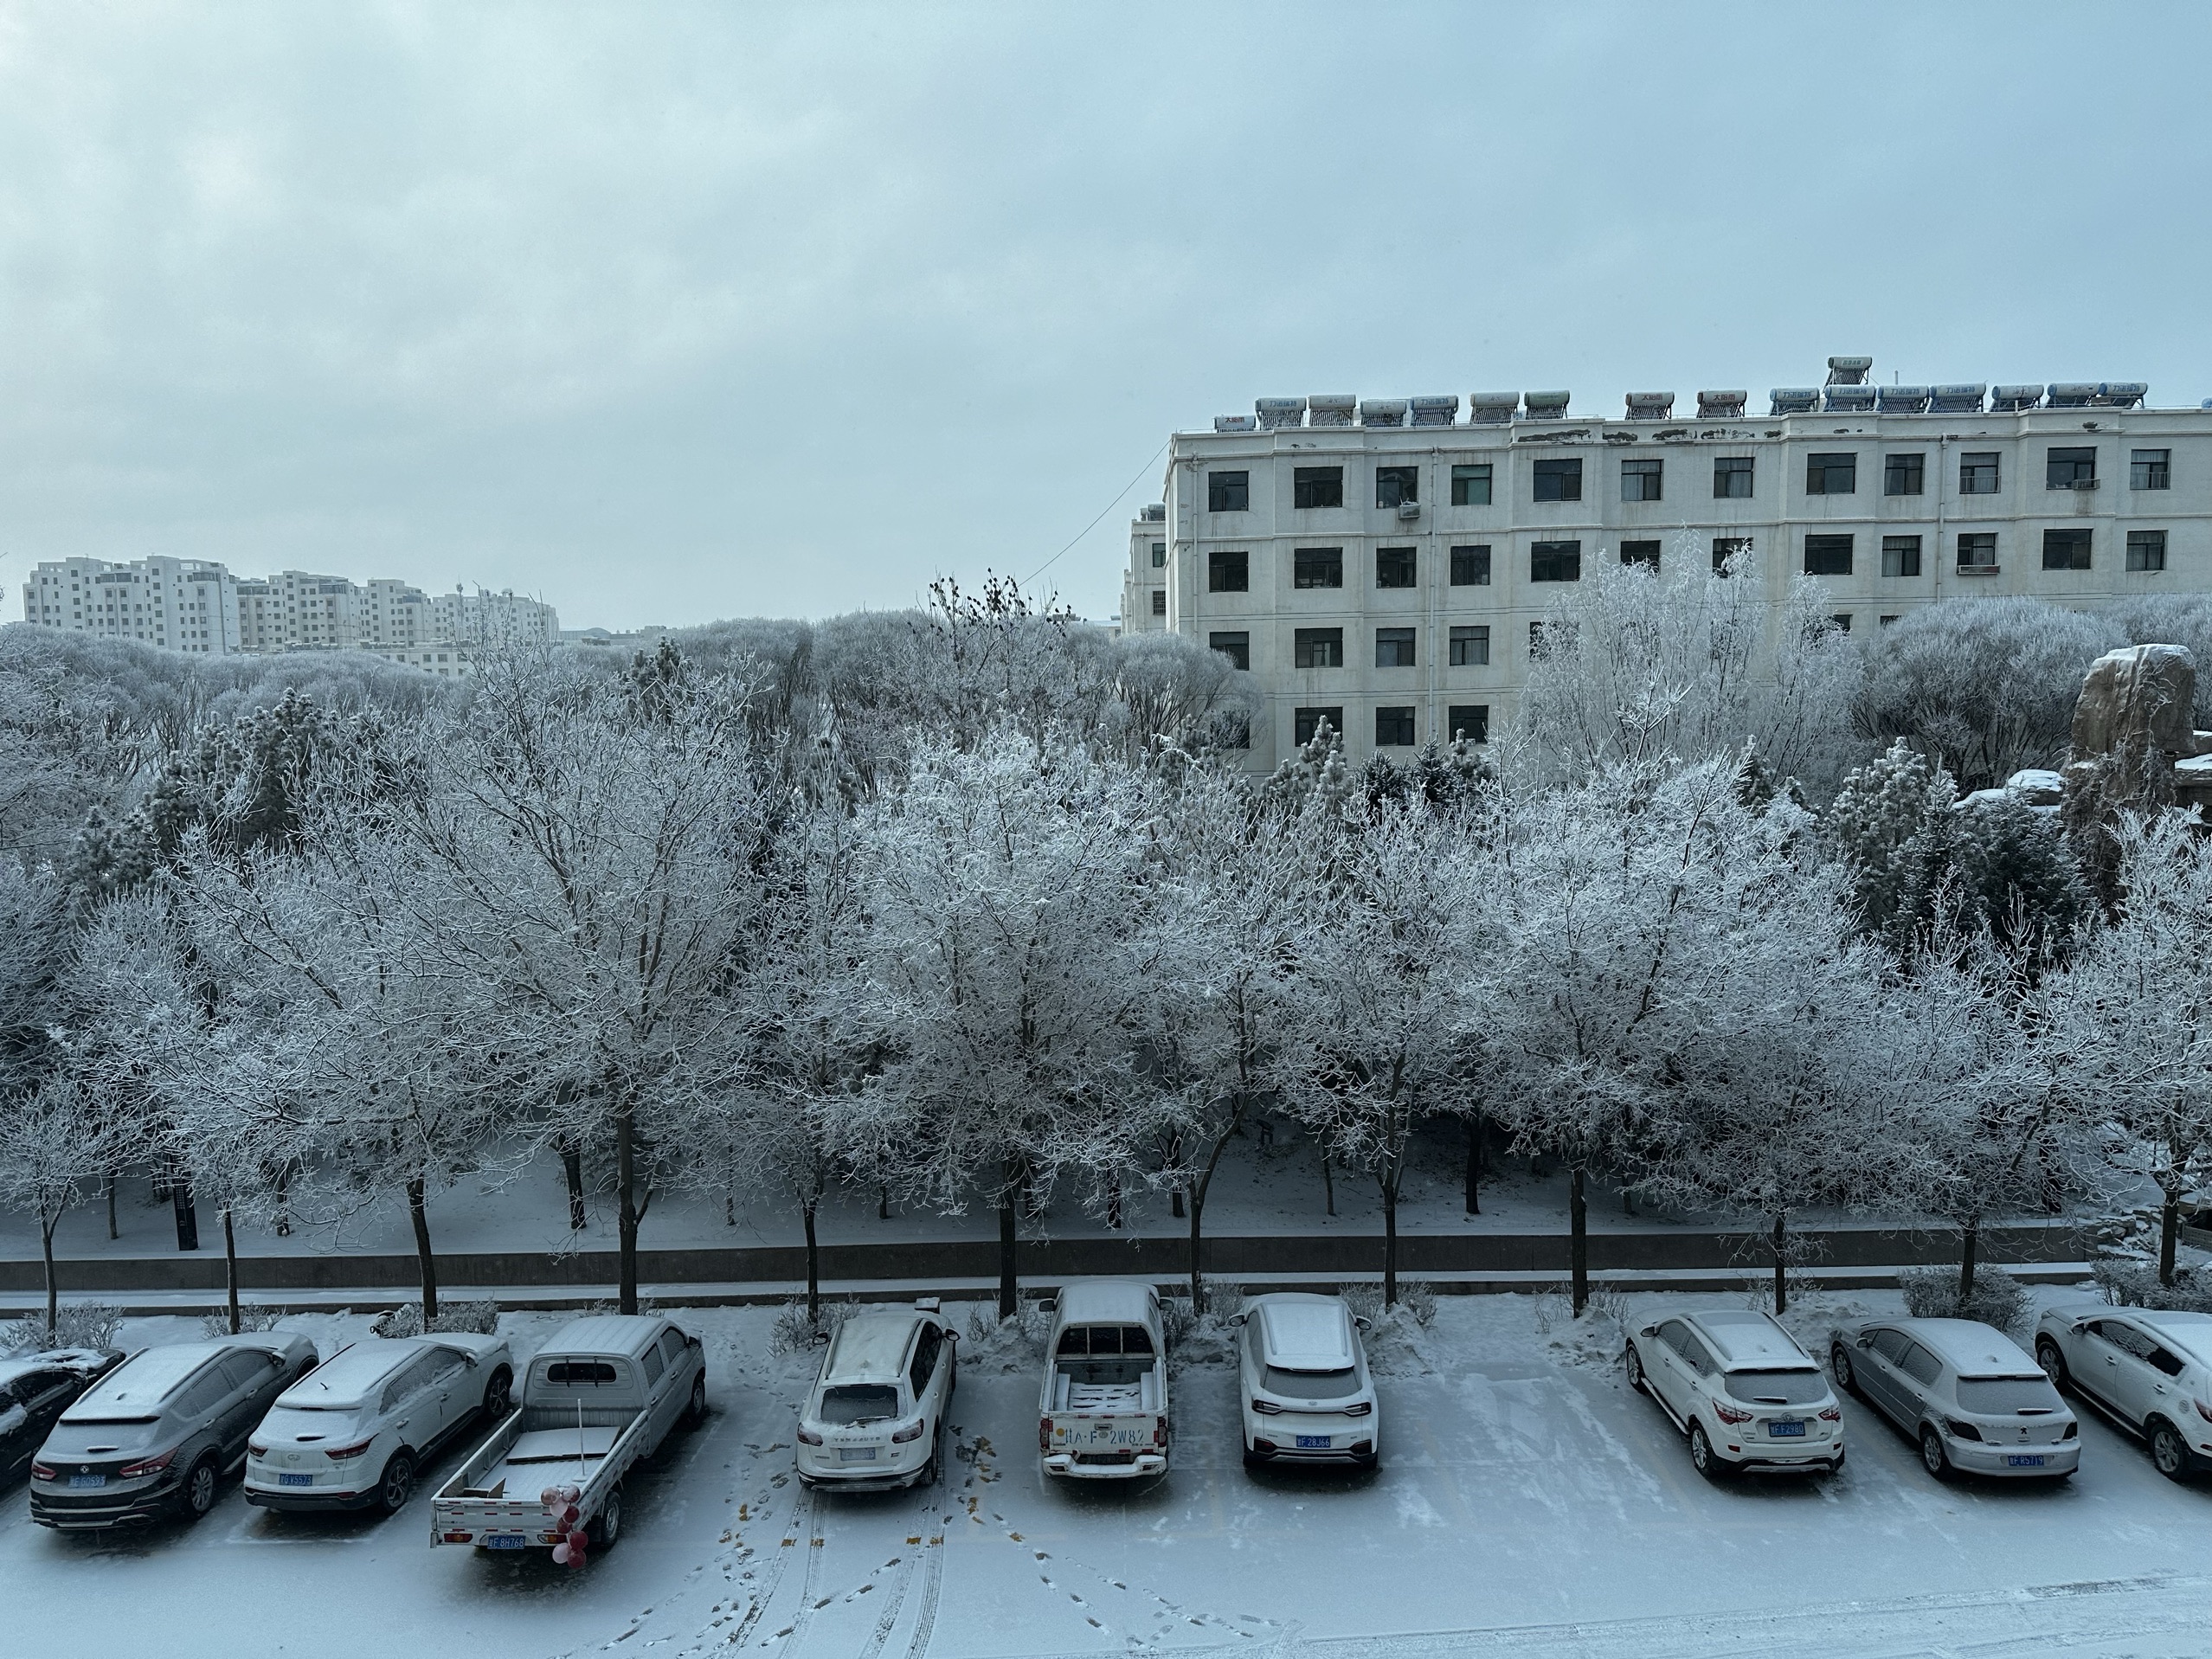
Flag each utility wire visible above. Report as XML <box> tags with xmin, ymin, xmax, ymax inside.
<box><xmin>1022</xmin><ymin>438</ymin><xmax>1172</xmax><ymax>589</ymax></box>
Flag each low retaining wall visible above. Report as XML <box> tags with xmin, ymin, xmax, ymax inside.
<box><xmin>0</xmin><ymin>1221</ymin><xmax>2087</xmax><ymax>1296</ymax></box>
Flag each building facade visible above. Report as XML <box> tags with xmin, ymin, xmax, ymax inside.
<box><xmin>18</xmin><ymin>556</ymin><xmax>559</xmax><ymax>675</ymax></box>
<box><xmin>1118</xmin><ymin>503</ymin><xmax>1169</xmax><ymax>633</ymax></box>
<box><xmin>1142</xmin><ymin>365</ymin><xmax>2210</xmax><ymax>768</ymax></box>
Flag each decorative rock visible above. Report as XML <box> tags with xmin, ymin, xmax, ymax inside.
<box><xmin>2069</xmin><ymin>645</ymin><xmax>2198</xmax><ymax>761</ymax></box>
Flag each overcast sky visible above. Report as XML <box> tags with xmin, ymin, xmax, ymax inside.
<box><xmin>4</xmin><ymin>3</ymin><xmax>2209</xmax><ymax>630</ymax></box>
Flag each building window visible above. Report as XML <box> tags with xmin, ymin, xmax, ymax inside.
<box><xmin>1528</xmin><ymin>620</ymin><xmax>1560</xmax><ymax>659</ymax></box>
<box><xmin>1830</xmin><ymin>614</ymin><xmax>1852</xmax><ymax>633</ymax></box>
<box><xmin>1208</xmin><ymin>470</ymin><xmax>1250</xmax><ymax>512</ymax></box>
<box><xmin>1374</xmin><ymin>627</ymin><xmax>1418</xmax><ymax>668</ymax></box>
<box><xmin>1294</xmin><ymin>627</ymin><xmax>1345</xmax><ymax>668</ymax></box>
<box><xmin>1294</xmin><ymin>466</ymin><xmax>1345</xmax><ymax>509</ymax></box>
<box><xmin>1712</xmin><ymin>536</ymin><xmax>1752</xmax><ymax>573</ymax></box>
<box><xmin>1881</xmin><ymin>535</ymin><xmax>1922</xmax><ymax>578</ymax></box>
<box><xmin>1620</xmin><ymin>540</ymin><xmax>1662</xmax><ymax>570</ymax></box>
<box><xmin>1149</xmin><ymin>590</ymin><xmax>1166</xmax><ymax>615</ymax></box>
<box><xmin>1713</xmin><ymin>456</ymin><xmax>1755</xmax><ymax>498</ymax></box>
<box><xmin>1375</xmin><ymin>706</ymin><xmax>1417</xmax><ymax>747</ymax></box>
<box><xmin>2042</xmin><ymin>527</ymin><xmax>2093</xmax><ymax>569</ymax></box>
<box><xmin>1451</xmin><ymin>463</ymin><xmax>1493</xmax><ymax>505</ymax></box>
<box><xmin>1220</xmin><ymin>711</ymin><xmax>1251</xmax><ymax>749</ymax></box>
<box><xmin>1959</xmin><ymin>452</ymin><xmax>2001</xmax><ymax>494</ymax></box>
<box><xmin>1447</xmin><ymin>704</ymin><xmax>1489</xmax><ymax>744</ymax></box>
<box><xmin>1293</xmin><ymin>547</ymin><xmax>1344</xmax><ymax>588</ymax></box>
<box><xmin>1532</xmin><ymin>458</ymin><xmax>1583</xmax><ymax>502</ymax></box>
<box><xmin>1374</xmin><ymin>466</ymin><xmax>1419</xmax><ymax>508</ymax></box>
<box><xmin>1805</xmin><ymin>453</ymin><xmax>1857</xmax><ymax>495</ymax></box>
<box><xmin>1375</xmin><ymin>547</ymin><xmax>1417</xmax><ymax>588</ymax></box>
<box><xmin>2131</xmin><ymin>449</ymin><xmax>2171</xmax><ymax>491</ymax></box>
<box><xmin>1530</xmin><ymin>540</ymin><xmax>1582</xmax><ymax>582</ymax></box>
<box><xmin>1294</xmin><ymin>706</ymin><xmax>1343</xmax><ymax>746</ymax></box>
<box><xmin>1621</xmin><ymin>459</ymin><xmax>1663</xmax><ymax>502</ymax></box>
<box><xmin>1449</xmin><ymin>625</ymin><xmax>1490</xmax><ymax>666</ymax></box>
<box><xmin>1450</xmin><ymin>544</ymin><xmax>1492</xmax><ymax>585</ymax></box>
<box><xmin>1208</xmin><ymin>630</ymin><xmax>1251</xmax><ymax>670</ymax></box>
<box><xmin>1149</xmin><ymin>541</ymin><xmax>1166</xmax><ymax>568</ymax></box>
<box><xmin>1804</xmin><ymin>534</ymin><xmax>1855</xmax><ymax>576</ymax></box>
<box><xmin>2127</xmin><ymin>530</ymin><xmax>2168</xmax><ymax>572</ymax></box>
<box><xmin>1208</xmin><ymin>550</ymin><xmax>1248</xmax><ymax>592</ymax></box>
<box><xmin>1957</xmin><ymin>532</ymin><xmax>1997</xmax><ymax>570</ymax></box>
<box><xmin>1883</xmin><ymin>453</ymin><xmax>1925</xmax><ymax>496</ymax></box>
<box><xmin>1879</xmin><ymin>614</ymin><xmax>1900</xmax><ymax>627</ymax></box>
<box><xmin>2046</xmin><ymin>447</ymin><xmax>2097</xmax><ymax>489</ymax></box>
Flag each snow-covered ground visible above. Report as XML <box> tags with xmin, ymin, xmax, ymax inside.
<box><xmin>4</xmin><ymin>1284</ymin><xmax>2209</xmax><ymax>1658</ymax></box>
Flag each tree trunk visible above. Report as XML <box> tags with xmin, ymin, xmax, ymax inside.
<box><xmin>106</xmin><ymin>1173</ymin><xmax>119</xmax><ymax>1242</ymax></box>
<box><xmin>802</xmin><ymin>1199</ymin><xmax>820</xmax><ymax>1324</ymax></box>
<box><xmin>41</xmin><ymin>1211</ymin><xmax>59</xmax><ymax>1341</ymax></box>
<box><xmin>1381</xmin><ymin>1171</ymin><xmax>1399</xmax><ymax>1309</ymax></box>
<box><xmin>1171</xmin><ymin>1186</ymin><xmax>1185</xmax><ymax>1219</ymax></box>
<box><xmin>562</xmin><ymin>1141</ymin><xmax>586</xmax><ymax>1232</ymax></box>
<box><xmin>1463</xmin><ymin>1113</ymin><xmax>1482</xmax><ymax>1217</ymax></box>
<box><xmin>1187</xmin><ymin>1184</ymin><xmax>1207</xmax><ymax>1313</ymax></box>
<box><xmin>997</xmin><ymin>1157</ymin><xmax>1019</xmax><ymax>1319</ymax></box>
<box><xmin>1959</xmin><ymin>1217</ymin><xmax>1980</xmax><ymax>1301</ymax></box>
<box><xmin>1569</xmin><ymin>1165</ymin><xmax>1588</xmax><ymax>1317</ymax></box>
<box><xmin>615</xmin><ymin>1103</ymin><xmax>640</xmax><ymax>1315</ymax></box>
<box><xmin>1321</xmin><ymin>1152</ymin><xmax>1336</xmax><ymax>1219</ymax></box>
<box><xmin>2159</xmin><ymin>1191</ymin><xmax>2181</xmax><ymax>1289</ymax></box>
<box><xmin>273</xmin><ymin>1161</ymin><xmax>293</xmax><ymax>1238</ymax></box>
<box><xmin>1106</xmin><ymin>1174</ymin><xmax>1122</xmax><ymax>1231</ymax></box>
<box><xmin>407</xmin><ymin>1175</ymin><xmax>439</xmax><ymax>1323</ymax></box>
<box><xmin>878</xmin><ymin>1184</ymin><xmax>891</xmax><ymax>1222</ymax></box>
<box><xmin>223</xmin><ymin>1208</ymin><xmax>241</xmax><ymax>1335</ymax></box>
<box><xmin>1772</xmin><ymin>1212</ymin><xmax>1788</xmax><ymax>1315</ymax></box>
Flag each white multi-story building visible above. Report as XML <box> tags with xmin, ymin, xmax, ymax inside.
<box><xmin>18</xmin><ymin>557</ymin><xmax>558</xmax><ymax>676</ymax></box>
<box><xmin>1119</xmin><ymin>504</ymin><xmax>1168</xmax><ymax>633</ymax></box>
<box><xmin>1141</xmin><ymin>363</ymin><xmax>2212</xmax><ymax>768</ymax></box>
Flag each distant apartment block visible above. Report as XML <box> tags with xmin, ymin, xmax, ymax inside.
<box><xmin>1133</xmin><ymin>363</ymin><xmax>2211</xmax><ymax>768</ymax></box>
<box><xmin>19</xmin><ymin>557</ymin><xmax>559</xmax><ymax>676</ymax></box>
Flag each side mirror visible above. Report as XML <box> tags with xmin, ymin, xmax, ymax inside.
<box><xmin>1855</xmin><ymin>1335</ymin><xmax>1874</xmax><ymax>1349</ymax></box>
<box><xmin>464</xmin><ymin>1353</ymin><xmax>481</xmax><ymax>1368</ymax></box>
<box><xmin>1637</xmin><ymin>1324</ymin><xmax>1658</xmax><ymax>1339</ymax></box>
<box><xmin>810</xmin><ymin>1330</ymin><xmax>832</xmax><ymax>1347</ymax></box>
<box><xmin>1354</xmin><ymin>1315</ymin><xmax>1373</xmax><ymax>1333</ymax></box>
<box><xmin>944</xmin><ymin>1328</ymin><xmax>959</xmax><ymax>1344</ymax></box>
<box><xmin>1226</xmin><ymin>1313</ymin><xmax>1246</xmax><ymax>1328</ymax></box>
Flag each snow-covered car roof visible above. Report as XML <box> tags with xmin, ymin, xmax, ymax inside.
<box><xmin>539</xmin><ymin>1315</ymin><xmax>671</xmax><ymax>1361</ymax></box>
<box><xmin>0</xmin><ymin>1349</ymin><xmax>119</xmax><ymax>1389</ymax></box>
<box><xmin>62</xmin><ymin>1336</ymin><xmax>300</xmax><ymax>1419</ymax></box>
<box><xmin>1053</xmin><ymin>1281</ymin><xmax>1159</xmax><ymax>1329</ymax></box>
<box><xmin>2129</xmin><ymin>1309</ymin><xmax>2212</xmax><ymax>1367</ymax></box>
<box><xmin>1689</xmin><ymin>1310</ymin><xmax>1814</xmax><ymax>1368</ymax></box>
<box><xmin>822</xmin><ymin>1312</ymin><xmax>923</xmax><ymax>1384</ymax></box>
<box><xmin>1879</xmin><ymin>1318</ymin><xmax>2041</xmax><ymax>1378</ymax></box>
<box><xmin>273</xmin><ymin>1336</ymin><xmax>473</xmax><ymax>1409</ymax></box>
<box><xmin>1249</xmin><ymin>1295</ymin><xmax>1357</xmax><ymax>1369</ymax></box>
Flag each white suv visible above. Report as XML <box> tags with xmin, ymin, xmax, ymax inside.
<box><xmin>794</xmin><ymin>1302</ymin><xmax>956</xmax><ymax>1491</ymax></box>
<box><xmin>2035</xmin><ymin>1305</ymin><xmax>2212</xmax><ymax>1481</ymax></box>
<box><xmin>1232</xmin><ymin>1294</ymin><xmax>1379</xmax><ymax>1470</ymax></box>
<box><xmin>1626</xmin><ymin>1309</ymin><xmax>1843</xmax><ymax>1479</ymax></box>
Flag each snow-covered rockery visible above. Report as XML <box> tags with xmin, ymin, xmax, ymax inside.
<box><xmin>5</xmin><ymin>585</ymin><xmax>2212</xmax><ymax>1331</ymax></box>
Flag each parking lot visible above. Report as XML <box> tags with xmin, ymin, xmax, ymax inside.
<box><xmin>3</xmin><ymin>1291</ymin><xmax>2210</xmax><ymax>1658</ymax></box>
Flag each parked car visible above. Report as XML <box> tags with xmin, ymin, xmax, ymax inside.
<box><xmin>1829</xmin><ymin>1317</ymin><xmax>2077</xmax><ymax>1480</ymax></box>
<box><xmin>2034</xmin><ymin>1305</ymin><xmax>2212</xmax><ymax>1480</ymax></box>
<box><xmin>1038</xmin><ymin>1280</ymin><xmax>1168</xmax><ymax>1480</ymax></box>
<box><xmin>0</xmin><ymin>1349</ymin><xmax>125</xmax><ymax>1484</ymax></box>
<box><xmin>245</xmin><ymin>1334</ymin><xmax>512</xmax><ymax>1514</ymax></box>
<box><xmin>30</xmin><ymin>1333</ymin><xmax>319</xmax><ymax>1529</ymax></box>
<box><xmin>794</xmin><ymin>1301</ymin><xmax>956</xmax><ymax>1491</ymax></box>
<box><xmin>1231</xmin><ymin>1293</ymin><xmax>1379</xmax><ymax>1470</ymax></box>
<box><xmin>433</xmin><ymin>1314</ymin><xmax>704</xmax><ymax>1553</ymax></box>
<box><xmin>1626</xmin><ymin>1309</ymin><xmax>1843</xmax><ymax>1479</ymax></box>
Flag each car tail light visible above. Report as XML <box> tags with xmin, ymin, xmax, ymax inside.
<box><xmin>1153</xmin><ymin>1416</ymin><xmax>1167</xmax><ymax>1447</ymax></box>
<box><xmin>322</xmin><ymin>1440</ymin><xmax>374</xmax><ymax>1461</ymax></box>
<box><xmin>1039</xmin><ymin>1417</ymin><xmax>1053</xmax><ymax>1453</ymax></box>
<box><xmin>442</xmin><ymin>1532</ymin><xmax>473</xmax><ymax>1544</ymax></box>
<box><xmin>1945</xmin><ymin>1419</ymin><xmax>1983</xmax><ymax>1443</ymax></box>
<box><xmin>1251</xmin><ymin>1399</ymin><xmax>1283</xmax><ymax>1415</ymax></box>
<box><xmin>1711</xmin><ymin>1402</ymin><xmax>1752</xmax><ymax>1425</ymax></box>
<box><xmin>118</xmin><ymin>1449</ymin><xmax>177</xmax><ymax>1479</ymax></box>
<box><xmin>891</xmin><ymin>1419</ymin><xmax>925</xmax><ymax>1444</ymax></box>
<box><xmin>30</xmin><ymin>1462</ymin><xmax>56</xmax><ymax>1482</ymax></box>
<box><xmin>1817</xmin><ymin>1405</ymin><xmax>1842</xmax><ymax>1422</ymax></box>
<box><xmin>796</xmin><ymin>1426</ymin><xmax>823</xmax><ymax>1447</ymax></box>
<box><xmin>1344</xmin><ymin>1401</ymin><xmax>1373</xmax><ymax>1418</ymax></box>
<box><xmin>248</xmin><ymin>1441</ymin><xmax>270</xmax><ymax>1457</ymax></box>
<box><xmin>2061</xmin><ymin>1420</ymin><xmax>2079</xmax><ymax>1439</ymax></box>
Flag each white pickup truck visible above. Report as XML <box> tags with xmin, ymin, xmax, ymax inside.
<box><xmin>431</xmin><ymin>1314</ymin><xmax>704</xmax><ymax>1555</ymax></box>
<box><xmin>1038</xmin><ymin>1280</ymin><xmax>1169</xmax><ymax>1479</ymax></box>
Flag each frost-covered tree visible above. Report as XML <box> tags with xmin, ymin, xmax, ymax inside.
<box><xmin>865</xmin><ymin>730</ymin><xmax>1158</xmax><ymax>1316</ymax></box>
<box><xmin>0</xmin><ymin>1077</ymin><xmax>109</xmax><ymax>1341</ymax></box>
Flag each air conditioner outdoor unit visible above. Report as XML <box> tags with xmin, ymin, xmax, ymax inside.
<box><xmin>1397</xmin><ymin>501</ymin><xmax>1421</xmax><ymax>521</ymax></box>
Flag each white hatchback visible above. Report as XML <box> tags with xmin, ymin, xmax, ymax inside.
<box><xmin>1627</xmin><ymin>1309</ymin><xmax>1843</xmax><ymax>1479</ymax></box>
<box><xmin>1232</xmin><ymin>1294</ymin><xmax>1379</xmax><ymax>1470</ymax></box>
<box><xmin>245</xmin><ymin>1334</ymin><xmax>512</xmax><ymax>1515</ymax></box>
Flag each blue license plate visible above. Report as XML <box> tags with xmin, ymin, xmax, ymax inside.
<box><xmin>482</xmin><ymin>1534</ymin><xmax>529</xmax><ymax>1549</ymax></box>
<box><xmin>1296</xmin><ymin>1435</ymin><xmax>1332</xmax><ymax>1449</ymax></box>
<box><xmin>278</xmin><ymin>1473</ymin><xmax>314</xmax><ymax>1487</ymax></box>
<box><xmin>838</xmin><ymin>1447</ymin><xmax>876</xmax><ymax>1463</ymax></box>
<box><xmin>68</xmin><ymin>1474</ymin><xmax>107</xmax><ymax>1489</ymax></box>
<box><xmin>2006</xmin><ymin>1454</ymin><xmax>2046</xmax><ymax>1468</ymax></box>
<box><xmin>1769</xmin><ymin>1420</ymin><xmax>1805</xmax><ymax>1437</ymax></box>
